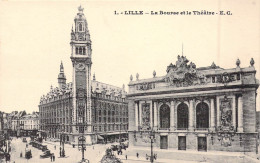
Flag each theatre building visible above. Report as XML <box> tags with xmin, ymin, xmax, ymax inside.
<box><xmin>39</xmin><ymin>6</ymin><xmax>128</xmax><ymax>145</ymax></box>
<box><xmin>127</xmin><ymin>55</ymin><xmax>259</xmax><ymax>152</ymax></box>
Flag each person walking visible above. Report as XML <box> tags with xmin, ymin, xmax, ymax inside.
<box><xmin>125</xmin><ymin>155</ymin><xmax>127</xmax><ymax>160</ymax></box>
<box><xmin>53</xmin><ymin>155</ymin><xmax>55</xmax><ymax>162</ymax></box>
<box><xmin>50</xmin><ymin>154</ymin><xmax>53</xmax><ymax>162</ymax></box>
<box><xmin>54</xmin><ymin>145</ymin><xmax>56</xmax><ymax>150</ymax></box>
<box><xmin>59</xmin><ymin>147</ymin><xmax>62</xmax><ymax>157</ymax></box>
<box><xmin>136</xmin><ymin>152</ymin><xmax>139</xmax><ymax>158</ymax></box>
<box><xmin>5</xmin><ymin>153</ymin><xmax>10</xmax><ymax>163</ymax></box>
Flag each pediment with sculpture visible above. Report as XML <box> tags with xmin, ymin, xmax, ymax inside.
<box><xmin>165</xmin><ymin>55</ymin><xmax>208</xmax><ymax>87</ymax></box>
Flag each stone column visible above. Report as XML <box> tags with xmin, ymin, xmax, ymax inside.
<box><xmin>189</xmin><ymin>99</ymin><xmax>194</xmax><ymax>131</ymax></box>
<box><xmin>150</xmin><ymin>102</ymin><xmax>153</xmax><ymax>128</ymax></box>
<box><xmin>210</xmin><ymin>98</ymin><xmax>215</xmax><ymax>131</ymax></box>
<box><xmin>135</xmin><ymin>102</ymin><xmax>138</xmax><ymax>130</ymax></box>
<box><xmin>139</xmin><ymin>102</ymin><xmax>142</xmax><ymax>128</ymax></box>
<box><xmin>170</xmin><ymin>100</ymin><xmax>175</xmax><ymax>130</ymax></box>
<box><xmin>232</xmin><ymin>95</ymin><xmax>236</xmax><ymax>130</ymax></box>
<box><xmin>153</xmin><ymin>101</ymin><xmax>158</xmax><ymax>130</ymax></box>
<box><xmin>216</xmin><ymin>96</ymin><xmax>220</xmax><ymax>128</ymax></box>
<box><xmin>174</xmin><ymin>102</ymin><xmax>177</xmax><ymax>129</ymax></box>
<box><xmin>237</xmin><ymin>96</ymin><xmax>243</xmax><ymax>132</ymax></box>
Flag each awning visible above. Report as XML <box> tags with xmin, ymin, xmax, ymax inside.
<box><xmin>97</xmin><ymin>135</ymin><xmax>104</xmax><ymax>140</ymax></box>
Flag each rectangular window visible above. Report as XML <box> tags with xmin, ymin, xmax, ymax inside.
<box><xmin>237</xmin><ymin>74</ymin><xmax>240</xmax><ymax>80</ymax></box>
<box><xmin>212</xmin><ymin>77</ymin><xmax>215</xmax><ymax>83</ymax></box>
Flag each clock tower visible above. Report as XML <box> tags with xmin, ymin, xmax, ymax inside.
<box><xmin>70</xmin><ymin>5</ymin><xmax>92</xmax><ymax>142</ymax></box>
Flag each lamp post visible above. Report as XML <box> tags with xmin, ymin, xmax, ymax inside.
<box><xmin>60</xmin><ymin>124</ymin><xmax>65</xmax><ymax>157</ymax></box>
<box><xmin>145</xmin><ymin>128</ymin><xmax>156</xmax><ymax>163</ymax></box>
<box><xmin>104</xmin><ymin>122</ymin><xmax>107</xmax><ymax>144</ymax></box>
<box><xmin>119</xmin><ymin>122</ymin><xmax>122</xmax><ymax>143</ymax></box>
<box><xmin>78</xmin><ymin>134</ymin><xmax>86</xmax><ymax>162</ymax></box>
<box><xmin>77</xmin><ymin>123</ymin><xmax>89</xmax><ymax>163</ymax></box>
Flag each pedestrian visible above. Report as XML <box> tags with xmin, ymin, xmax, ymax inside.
<box><xmin>59</xmin><ymin>147</ymin><xmax>62</xmax><ymax>157</ymax></box>
<box><xmin>54</xmin><ymin>145</ymin><xmax>56</xmax><ymax>150</ymax></box>
<box><xmin>50</xmin><ymin>154</ymin><xmax>53</xmax><ymax>162</ymax></box>
<box><xmin>125</xmin><ymin>155</ymin><xmax>127</xmax><ymax>160</ymax></box>
<box><xmin>5</xmin><ymin>153</ymin><xmax>10</xmax><ymax>163</ymax></box>
<box><xmin>53</xmin><ymin>155</ymin><xmax>55</xmax><ymax>162</ymax></box>
<box><xmin>136</xmin><ymin>152</ymin><xmax>139</xmax><ymax>158</ymax></box>
<box><xmin>20</xmin><ymin>151</ymin><xmax>22</xmax><ymax>157</ymax></box>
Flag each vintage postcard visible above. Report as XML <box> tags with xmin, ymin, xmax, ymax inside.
<box><xmin>0</xmin><ymin>0</ymin><xmax>259</xmax><ymax>162</ymax></box>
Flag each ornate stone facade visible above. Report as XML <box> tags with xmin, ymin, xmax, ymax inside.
<box><xmin>127</xmin><ymin>56</ymin><xmax>259</xmax><ymax>152</ymax></box>
<box><xmin>39</xmin><ymin>6</ymin><xmax>128</xmax><ymax>145</ymax></box>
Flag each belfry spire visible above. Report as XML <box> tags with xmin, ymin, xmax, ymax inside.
<box><xmin>58</xmin><ymin>61</ymin><xmax>66</xmax><ymax>89</ymax></box>
<box><xmin>60</xmin><ymin>61</ymin><xmax>64</xmax><ymax>73</ymax></box>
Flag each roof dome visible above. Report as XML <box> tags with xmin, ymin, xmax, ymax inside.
<box><xmin>74</xmin><ymin>5</ymin><xmax>86</xmax><ymax>20</ymax></box>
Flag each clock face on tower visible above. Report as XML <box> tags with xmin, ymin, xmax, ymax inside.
<box><xmin>76</xmin><ymin>63</ymin><xmax>85</xmax><ymax>70</ymax></box>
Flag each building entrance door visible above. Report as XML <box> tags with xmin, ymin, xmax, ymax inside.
<box><xmin>178</xmin><ymin>136</ymin><xmax>186</xmax><ymax>150</ymax></box>
<box><xmin>160</xmin><ymin>136</ymin><xmax>168</xmax><ymax>149</ymax></box>
<box><xmin>198</xmin><ymin>137</ymin><xmax>207</xmax><ymax>151</ymax></box>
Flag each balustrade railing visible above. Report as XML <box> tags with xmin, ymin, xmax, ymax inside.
<box><xmin>176</xmin><ymin>128</ymin><xmax>188</xmax><ymax>131</ymax></box>
<box><xmin>195</xmin><ymin>128</ymin><xmax>208</xmax><ymax>131</ymax></box>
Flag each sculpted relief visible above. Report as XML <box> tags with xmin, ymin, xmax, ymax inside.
<box><xmin>141</xmin><ymin>103</ymin><xmax>150</xmax><ymax>130</ymax></box>
<box><xmin>219</xmin><ymin>96</ymin><xmax>234</xmax><ymax>130</ymax></box>
<box><xmin>165</xmin><ymin>55</ymin><xmax>208</xmax><ymax>87</ymax></box>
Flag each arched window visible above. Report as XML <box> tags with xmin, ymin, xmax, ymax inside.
<box><xmin>196</xmin><ymin>102</ymin><xmax>209</xmax><ymax>129</ymax></box>
<box><xmin>79</xmin><ymin>23</ymin><xmax>83</xmax><ymax>31</ymax></box>
<box><xmin>83</xmin><ymin>48</ymin><xmax>86</xmax><ymax>55</ymax></box>
<box><xmin>177</xmin><ymin>103</ymin><xmax>189</xmax><ymax>129</ymax></box>
<box><xmin>159</xmin><ymin>104</ymin><xmax>170</xmax><ymax>129</ymax></box>
<box><xmin>79</xmin><ymin>47</ymin><xmax>82</xmax><ymax>54</ymax></box>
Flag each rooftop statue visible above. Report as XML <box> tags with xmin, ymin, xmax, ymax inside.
<box><xmin>165</xmin><ymin>56</ymin><xmax>206</xmax><ymax>87</ymax></box>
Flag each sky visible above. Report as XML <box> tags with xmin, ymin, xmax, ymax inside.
<box><xmin>0</xmin><ymin>0</ymin><xmax>259</xmax><ymax>113</ymax></box>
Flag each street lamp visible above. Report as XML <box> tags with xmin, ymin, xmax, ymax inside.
<box><xmin>145</xmin><ymin>128</ymin><xmax>157</xmax><ymax>163</ymax></box>
<box><xmin>119</xmin><ymin>122</ymin><xmax>122</xmax><ymax>143</ymax></box>
<box><xmin>59</xmin><ymin>124</ymin><xmax>65</xmax><ymax>157</ymax></box>
<box><xmin>104</xmin><ymin>122</ymin><xmax>107</xmax><ymax>144</ymax></box>
<box><xmin>77</xmin><ymin>123</ymin><xmax>89</xmax><ymax>163</ymax></box>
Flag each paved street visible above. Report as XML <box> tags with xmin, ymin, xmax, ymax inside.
<box><xmin>1</xmin><ymin>137</ymin><xmax>111</xmax><ymax>163</ymax></box>
<box><xmin>1</xmin><ymin>137</ymin><xmax>202</xmax><ymax>163</ymax></box>
<box><xmin>1</xmin><ymin>137</ymin><xmax>259</xmax><ymax>163</ymax></box>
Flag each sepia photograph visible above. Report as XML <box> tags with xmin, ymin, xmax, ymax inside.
<box><xmin>0</xmin><ymin>0</ymin><xmax>259</xmax><ymax>162</ymax></box>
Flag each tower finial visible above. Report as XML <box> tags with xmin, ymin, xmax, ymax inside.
<box><xmin>60</xmin><ymin>61</ymin><xmax>64</xmax><ymax>72</ymax></box>
<box><xmin>236</xmin><ymin>58</ymin><xmax>240</xmax><ymax>67</ymax></box>
<box><xmin>78</xmin><ymin>5</ymin><xmax>84</xmax><ymax>13</ymax></box>
<box><xmin>250</xmin><ymin>58</ymin><xmax>255</xmax><ymax>67</ymax></box>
